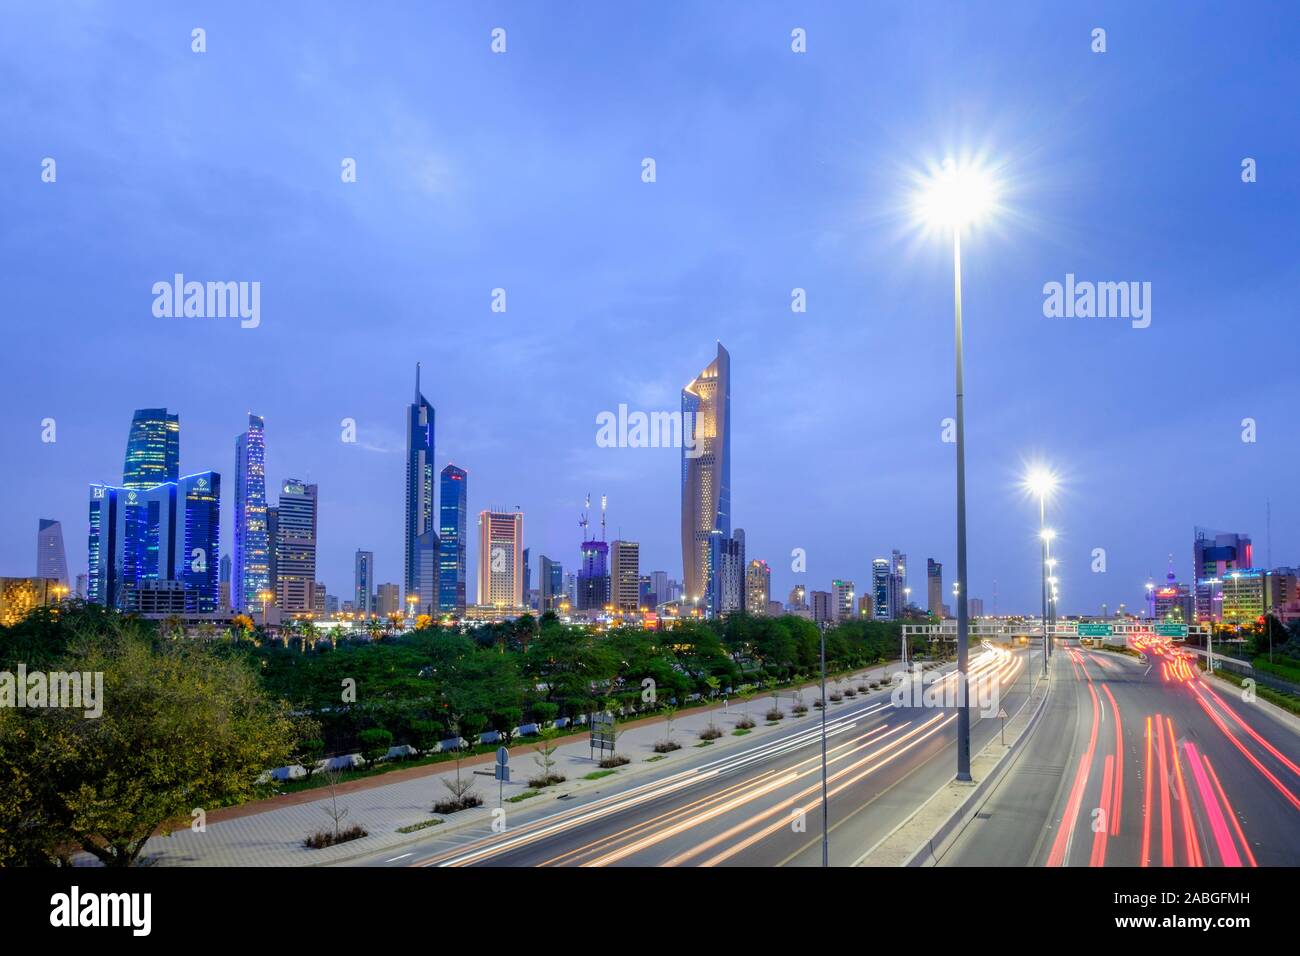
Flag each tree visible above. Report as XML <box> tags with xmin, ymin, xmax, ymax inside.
<box><xmin>358</xmin><ymin>727</ymin><xmax>393</xmax><ymax>768</ymax></box>
<box><xmin>0</xmin><ymin>627</ymin><xmax>296</xmax><ymax>866</ymax></box>
<box><xmin>289</xmin><ymin>716</ymin><xmax>325</xmax><ymax>781</ymax></box>
<box><xmin>531</xmin><ymin>726</ymin><xmax>564</xmax><ymax>786</ymax></box>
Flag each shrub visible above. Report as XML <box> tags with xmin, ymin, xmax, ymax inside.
<box><xmin>813</xmin><ymin>699</ymin><xmax>826</xmax><ymax>709</ymax></box>
<box><xmin>734</xmin><ymin>715</ymin><xmax>755</xmax><ymax>730</ymax></box>
<box><xmin>653</xmin><ymin>740</ymin><xmax>682</xmax><ymax>754</ymax></box>
<box><xmin>598</xmin><ymin>754</ymin><xmax>630</xmax><ymax>769</ymax></box>
<box><xmin>304</xmin><ymin>823</ymin><xmax>368</xmax><ymax>849</ymax></box>
<box><xmin>765</xmin><ymin>707</ymin><xmax>784</xmax><ymax>721</ymax></box>
<box><xmin>842</xmin><ymin>688</ymin><xmax>857</xmax><ymax>698</ymax></box>
<box><xmin>792</xmin><ymin>702</ymin><xmax>809</xmax><ymax>715</ymax></box>
<box><xmin>829</xmin><ymin>692</ymin><xmax>843</xmax><ymax>703</ymax></box>
<box><xmin>432</xmin><ymin>792</ymin><xmax>483</xmax><ymax>815</ymax></box>
<box><xmin>358</xmin><ymin>727</ymin><xmax>393</xmax><ymax>768</ymax></box>
<box><xmin>699</xmin><ymin>725</ymin><xmax>723</xmax><ymax>741</ymax></box>
<box><xmin>528</xmin><ymin>773</ymin><xmax>566</xmax><ymax>789</ymax></box>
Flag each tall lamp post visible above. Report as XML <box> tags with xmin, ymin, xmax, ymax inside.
<box><xmin>1024</xmin><ymin>467</ymin><xmax>1058</xmax><ymax>677</ymax></box>
<box><xmin>915</xmin><ymin>157</ymin><xmax>998</xmax><ymax>783</ymax></box>
<box><xmin>1204</xmin><ymin>577</ymin><xmax>1221</xmax><ymax>673</ymax></box>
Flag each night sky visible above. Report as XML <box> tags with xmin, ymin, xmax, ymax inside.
<box><xmin>2</xmin><ymin>1</ymin><xmax>1297</xmax><ymax>614</ymax></box>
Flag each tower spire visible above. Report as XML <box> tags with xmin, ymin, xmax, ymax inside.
<box><xmin>415</xmin><ymin>362</ymin><xmax>421</xmax><ymax>402</ymax></box>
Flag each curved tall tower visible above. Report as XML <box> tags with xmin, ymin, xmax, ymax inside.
<box><xmin>680</xmin><ymin>342</ymin><xmax>730</xmax><ymax>609</ymax></box>
<box><xmin>405</xmin><ymin>364</ymin><xmax>435</xmax><ymax>605</ymax></box>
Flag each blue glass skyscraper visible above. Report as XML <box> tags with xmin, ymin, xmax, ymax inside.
<box><xmin>233</xmin><ymin>413</ymin><xmax>270</xmax><ymax>612</ymax></box>
<box><xmin>179</xmin><ymin>471</ymin><xmax>220</xmax><ymax>613</ymax></box>
<box><xmin>405</xmin><ymin>364</ymin><xmax>435</xmax><ymax>605</ymax></box>
<box><xmin>438</xmin><ymin>464</ymin><xmax>467</xmax><ymax>615</ymax></box>
<box><xmin>122</xmin><ymin>408</ymin><xmax>180</xmax><ymax>490</ymax></box>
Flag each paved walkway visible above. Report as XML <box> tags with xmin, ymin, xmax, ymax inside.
<box><xmin>81</xmin><ymin>660</ymin><xmax>920</xmax><ymax>866</ymax></box>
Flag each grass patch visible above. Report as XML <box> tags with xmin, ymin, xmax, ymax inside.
<box><xmin>1212</xmin><ymin>668</ymin><xmax>1300</xmax><ymax>715</ymax></box>
<box><xmin>396</xmin><ymin>818</ymin><xmax>443</xmax><ymax>834</ymax></box>
<box><xmin>583</xmin><ymin>769</ymin><xmax>618</xmax><ymax>781</ymax></box>
<box><xmin>506</xmin><ymin>789</ymin><xmax>541</xmax><ymax>803</ymax></box>
<box><xmin>694</xmin><ymin>740</ymin><xmax>715</xmax><ymax>748</ymax></box>
<box><xmin>732</xmin><ymin>728</ymin><xmax>752</xmax><ymax>737</ymax></box>
<box><xmin>645</xmin><ymin>755</ymin><xmax>667</xmax><ymax>762</ymax></box>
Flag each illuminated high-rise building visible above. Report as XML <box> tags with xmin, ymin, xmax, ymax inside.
<box><xmin>708</xmin><ymin>528</ymin><xmax>745</xmax><ymax>616</ymax></box>
<box><xmin>36</xmin><ymin>519</ymin><xmax>69</xmax><ymax>588</ymax></box>
<box><xmin>122</xmin><ymin>408</ymin><xmax>179</xmax><ymax>490</ymax></box>
<box><xmin>405</xmin><ymin>364</ymin><xmax>435</xmax><ymax>607</ymax></box>
<box><xmin>233</xmin><ymin>413</ymin><xmax>270</xmax><ymax>612</ymax></box>
<box><xmin>87</xmin><ymin>471</ymin><xmax>220</xmax><ymax>613</ymax></box>
<box><xmin>832</xmin><ymin>579</ymin><xmax>856</xmax><ymax>621</ymax></box>
<box><xmin>610</xmin><ymin>540</ymin><xmax>641</xmax><ymax>611</ymax></box>
<box><xmin>539</xmin><ymin>554</ymin><xmax>563</xmax><ymax>611</ymax></box>
<box><xmin>1193</xmin><ymin>528</ymin><xmax>1253</xmax><ymax>622</ymax></box>
<box><xmin>681</xmin><ymin>343</ymin><xmax>731</xmax><ymax>611</ymax></box>
<box><xmin>274</xmin><ymin>480</ymin><xmax>317</xmax><ymax>615</ymax></box>
<box><xmin>745</xmin><ymin>559</ymin><xmax>770</xmax><ymax>615</ymax></box>
<box><xmin>438</xmin><ymin>464</ymin><xmax>468</xmax><ymax>616</ymax></box>
<box><xmin>354</xmin><ymin>550</ymin><xmax>374</xmax><ymax>617</ymax></box>
<box><xmin>477</xmin><ymin>510</ymin><xmax>524</xmax><ymax>609</ymax></box>
<box><xmin>577</xmin><ymin>540</ymin><xmax>609</xmax><ymax>611</ymax></box>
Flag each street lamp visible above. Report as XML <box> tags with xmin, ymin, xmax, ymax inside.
<box><xmin>1203</xmin><ymin>577</ymin><xmax>1221</xmax><ymax>672</ymax></box>
<box><xmin>1040</xmin><ymin>529</ymin><xmax>1056</xmax><ymax>674</ymax></box>
<box><xmin>1023</xmin><ymin>466</ymin><xmax>1058</xmax><ymax>676</ymax></box>
<box><xmin>915</xmin><ymin>157</ymin><xmax>999</xmax><ymax>783</ymax></box>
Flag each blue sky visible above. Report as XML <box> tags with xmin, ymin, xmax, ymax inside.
<box><xmin>2</xmin><ymin>1</ymin><xmax>1298</xmax><ymax>614</ymax></box>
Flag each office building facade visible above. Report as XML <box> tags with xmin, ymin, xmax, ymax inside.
<box><xmin>405</xmin><ymin>364</ymin><xmax>435</xmax><ymax>607</ymax></box>
<box><xmin>681</xmin><ymin>343</ymin><xmax>731</xmax><ymax>611</ymax></box>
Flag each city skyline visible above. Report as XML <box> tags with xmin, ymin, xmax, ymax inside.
<box><xmin>2</xmin><ymin>4</ymin><xmax>1297</xmax><ymax>616</ymax></box>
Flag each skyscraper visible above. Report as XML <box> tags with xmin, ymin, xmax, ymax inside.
<box><xmin>87</xmin><ymin>471</ymin><xmax>220</xmax><ymax>613</ymax></box>
<box><xmin>1193</xmin><ymin>528</ymin><xmax>1253</xmax><ymax>622</ymax></box>
<box><xmin>927</xmin><ymin>559</ymin><xmax>943</xmax><ymax>616</ymax></box>
<box><xmin>122</xmin><ymin>408</ymin><xmax>179</xmax><ymax>490</ymax></box>
<box><xmin>832</xmin><ymin>579</ymin><xmax>856</xmax><ymax>621</ymax></box>
<box><xmin>681</xmin><ymin>342</ymin><xmax>731</xmax><ymax>609</ymax></box>
<box><xmin>477</xmin><ymin>510</ymin><xmax>524</xmax><ymax>609</ymax></box>
<box><xmin>745</xmin><ymin>559</ymin><xmax>771</xmax><ymax>615</ymax></box>
<box><xmin>438</xmin><ymin>464</ymin><xmax>467</xmax><ymax>616</ymax></box>
<box><xmin>218</xmin><ymin>553</ymin><xmax>232</xmax><ymax>613</ymax></box>
<box><xmin>610</xmin><ymin>540</ymin><xmax>641</xmax><ymax>611</ymax></box>
<box><xmin>708</xmin><ymin>528</ymin><xmax>745</xmax><ymax>616</ymax></box>
<box><xmin>405</xmin><ymin>364</ymin><xmax>435</xmax><ymax>607</ymax></box>
<box><xmin>872</xmin><ymin>558</ymin><xmax>892</xmax><ymax>620</ymax></box>
<box><xmin>577</xmin><ymin>540</ymin><xmax>610</xmax><ymax>611</ymax></box>
<box><xmin>414</xmin><ymin>529</ymin><xmax>439</xmax><ymax>617</ymax></box>
<box><xmin>354</xmin><ymin>550</ymin><xmax>374</xmax><ymax>617</ymax></box>
<box><xmin>539</xmin><ymin>554</ymin><xmax>563</xmax><ymax>611</ymax></box>
<box><xmin>274</xmin><ymin>480</ymin><xmax>317</xmax><ymax>615</ymax></box>
<box><xmin>891</xmin><ymin>550</ymin><xmax>908</xmax><ymax>618</ymax></box>
<box><xmin>36</xmin><ymin>519</ymin><xmax>68</xmax><ymax>588</ymax></box>
<box><xmin>233</xmin><ymin>413</ymin><xmax>270</xmax><ymax>612</ymax></box>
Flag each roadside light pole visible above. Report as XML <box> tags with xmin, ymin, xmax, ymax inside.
<box><xmin>819</xmin><ymin>624</ymin><xmax>829</xmax><ymax>866</ymax></box>
<box><xmin>914</xmin><ymin>157</ymin><xmax>999</xmax><ymax>784</ymax></box>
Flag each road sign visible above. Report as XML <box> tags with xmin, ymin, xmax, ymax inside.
<box><xmin>1154</xmin><ymin>623</ymin><xmax>1188</xmax><ymax>638</ymax></box>
<box><xmin>1077</xmin><ymin>623</ymin><xmax>1113</xmax><ymax>637</ymax></box>
<box><xmin>496</xmin><ymin>746</ymin><xmax>510</xmax><ymax>767</ymax></box>
<box><xmin>494</xmin><ymin>764</ymin><xmax>510</xmax><ymax>783</ymax></box>
<box><xmin>589</xmin><ymin>711</ymin><xmax>616</xmax><ymax>758</ymax></box>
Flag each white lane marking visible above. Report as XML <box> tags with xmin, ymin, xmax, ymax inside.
<box><xmin>385</xmin><ymin>852</ymin><xmax>414</xmax><ymax>862</ymax></box>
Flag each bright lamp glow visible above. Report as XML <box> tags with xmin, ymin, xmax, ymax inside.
<box><xmin>913</xmin><ymin>158</ymin><xmax>999</xmax><ymax>229</ymax></box>
<box><xmin>1040</xmin><ymin>528</ymin><xmax>1056</xmax><ymax>542</ymax></box>
<box><xmin>1023</xmin><ymin>465</ymin><xmax>1058</xmax><ymax>500</ymax></box>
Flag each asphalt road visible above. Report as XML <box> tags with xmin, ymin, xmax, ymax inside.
<box><xmin>349</xmin><ymin>644</ymin><xmax>1040</xmax><ymax>867</ymax></box>
<box><xmin>939</xmin><ymin>640</ymin><xmax>1300</xmax><ymax>867</ymax></box>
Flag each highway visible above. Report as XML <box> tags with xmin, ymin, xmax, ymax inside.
<box><xmin>351</xmin><ymin>645</ymin><xmax>1039</xmax><ymax>867</ymax></box>
<box><xmin>939</xmin><ymin>640</ymin><xmax>1300</xmax><ymax>867</ymax></box>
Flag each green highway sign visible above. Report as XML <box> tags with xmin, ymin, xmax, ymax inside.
<box><xmin>1154</xmin><ymin>623</ymin><xmax>1188</xmax><ymax>638</ymax></box>
<box><xmin>1077</xmin><ymin>623</ymin><xmax>1113</xmax><ymax>637</ymax></box>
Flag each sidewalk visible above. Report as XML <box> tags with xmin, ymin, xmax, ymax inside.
<box><xmin>87</xmin><ymin>659</ymin><xmax>919</xmax><ymax>866</ymax></box>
